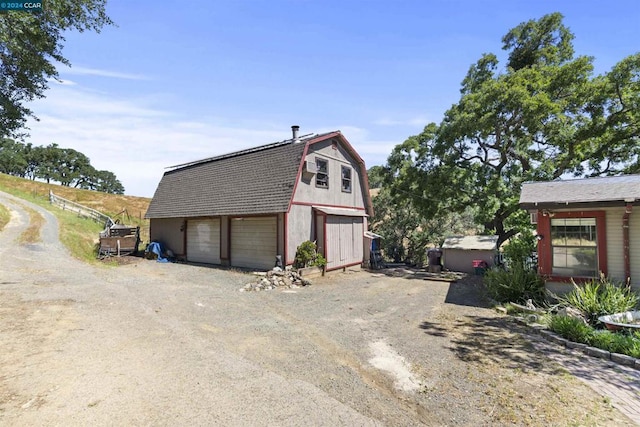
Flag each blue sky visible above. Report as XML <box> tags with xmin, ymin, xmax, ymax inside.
<box><xmin>24</xmin><ymin>0</ymin><xmax>640</xmax><ymax>197</ymax></box>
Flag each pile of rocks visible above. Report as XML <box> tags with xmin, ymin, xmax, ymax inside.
<box><xmin>239</xmin><ymin>267</ymin><xmax>313</xmax><ymax>292</ymax></box>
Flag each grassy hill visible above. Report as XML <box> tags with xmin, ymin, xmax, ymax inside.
<box><xmin>0</xmin><ymin>173</ymin><xmax>152</xmax><ymax>261</ymax></box>
<box><xmin>0</xmin><ymin>173</ymin><xmax>151</xmax><ymax>220</ymax></box>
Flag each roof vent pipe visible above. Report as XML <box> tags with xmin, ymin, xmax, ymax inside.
<box><xmin>291</xmin><ymin>125</ymin><xmax>300</xmax><ymax>142</ymax></box>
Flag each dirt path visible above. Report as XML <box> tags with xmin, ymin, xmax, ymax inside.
<box><xmin>0</xmin><ymin>191</ymin><xmax>632</xmax><ymax>426</ymax></box>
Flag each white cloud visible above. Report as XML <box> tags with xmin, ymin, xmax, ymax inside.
<box><xmin>50</xmin><ymin>79</ymin><xmax>77</xmax><ymax>86</ymax></box>
<box><xmin>25</xmin><ymin>85</ymin><xmax>285</xmax><ymax>197</ymax></box>
<box><xmin>61</xmin><ymin>66</ymin><xmax>148</xmax><ymax>80</ymax></box>
<box><xmin>24</xmin><ymin>85</ymin><xmax>404</xmax><ymax>197</ymax></box>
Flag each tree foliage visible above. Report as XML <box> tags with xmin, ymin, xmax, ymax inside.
<box><xmin>386</xmin><ymin>13</ymin><xmax>640</xmax><ymax>247</ymax></box>
<box><xmin>0</xmin><ymin>0</ymin><xmax>113</xmax><ymax>138</ymax></box>
<box><xmin>0</xmin><ymin>139</ymin><xmax>124</xmax><ymax>193</ymax></box>
<box><xmin>366</xmin><ymin>165</ymin><xmax>387</xmax><ymax>189</ymax></box>
<box><xmin>370</xmin><ymin>166</ymin><xmax>479</xmax><ymax>265</ymax></box>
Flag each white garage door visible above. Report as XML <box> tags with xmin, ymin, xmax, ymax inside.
<box><xmin>186</xmin><ymin>218</ymin><xmax>221</xmax><ymax>264</ymax></box>
<box><xmin>231</xmin><ymin>217</ymin><xmax>277</xmax><ymax>270</ymax></box>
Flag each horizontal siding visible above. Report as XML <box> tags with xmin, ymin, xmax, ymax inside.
<box><xmin>604</xmin><ymin>207</ymin><xmax>625</xmax><ymax>282</ymax></box>
<box><xmin>631</xmin><ymin>211</ymin><xmax>640</xmax><ymax>289</ymax></box>
<box><xmin>543</xmin><ymin>206</ymin><xmax>639</xmax><ymax>291</ymax></box>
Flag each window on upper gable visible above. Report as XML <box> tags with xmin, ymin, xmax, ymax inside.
<box><xmin>316</xmin><ymin>158</ymin><xmax>328</xmax><ymax>188</ymax></box>
<box><xmin>341</xmin><ymin>166</ymin><xmax>352</xmax><ymax>193</ymax></box>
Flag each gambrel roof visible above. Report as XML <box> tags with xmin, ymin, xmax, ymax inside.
<box><xmin>145</xmin><ymin>131</ymin><xmax>373</xmax><ymax>219</ymax></box>
<box><xmin>519</xmin><ymin>174</ymin><xmax>640</xmax><ymax>209</ymax></box>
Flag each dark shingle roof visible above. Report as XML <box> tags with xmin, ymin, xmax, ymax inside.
<box><xmin>145</xmin><ymin>138</ymin><xmax>308</xmax><ymax>219</ymax></box>
<box><xmin>519</xmin><ymin>174</ymin><xmax>640</xmax><ymax>208</ymax></box>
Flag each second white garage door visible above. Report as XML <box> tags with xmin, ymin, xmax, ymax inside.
<box><xmin>186</xmin><ymin>218</ymin><xmax>221</xmax><ymax>264</ymax></box>
<box><xmin>231</xmin><ymin>216</ymin><xmax>277</xmax><ymax>270</ymax></box>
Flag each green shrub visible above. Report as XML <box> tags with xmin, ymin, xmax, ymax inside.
<box><xmin>625</xmin><ymin>332</ymin><xmax>640</xmax><ymax>358</ymax></box>
<box><xmin>604</xmin><ymin>332</ymin><xmax>640</xmax><ymax>358</ymax></box>
<box><xmin>313</xmin><ymin>253</ymin><xmax>327</xmax><ymax>268</ymax></box>
<box><xmin>549</xmin><ymin>315</ymin><xmax>593</xmax><ymax>343</ymax></box>
<box><xmin>587</xmin><ymin>330</ymin><xmax>640</xmax><ymax>358</ymax></box>
<box><xmin>293</xmin><ymin>240</ymin><xmax>326</xmax><ymax>269</ymax></box>
<box><xmin>589</xmin><ymin>330</ymin><xmax>619</xmax><ymax>351</ymax></box>
<box><xmin>502</xmin><ymin>232</ymin><xmax>536</xmax><ymax>269</ymax></box>
<box><xmin>557</xmin><ymin>275</ymin><xmax>639</xmax><ymax>326</ymax></box>
<box><xmin>550</xmin><ymin>315</ymin><xmax>640</xmax><ymax>358</ymax></box>
<box><xmin>484</xmin><ymin>264</ymin><xmax>546</xmax><ymax>305</ymax></box>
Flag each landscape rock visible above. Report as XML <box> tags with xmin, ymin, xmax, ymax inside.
<box><xmin>557</xmin><ymin>306</ymin><xmax>588</xmax><ymax>324</ymax></box>
<box><xmin>239</xmin><ymin>267</ymin><xmax>312</xmax><ymax>292</ymax></box>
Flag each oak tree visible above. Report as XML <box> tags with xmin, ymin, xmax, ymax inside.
<box><xmin>388</xmin><ymin>13</ymin><xmax>640</xmax><ymax>246</ymax></box>
<box><xmin>0</xmin><ymin>1</ymin><xmax>113</xmax><ymax>138</ymax></box>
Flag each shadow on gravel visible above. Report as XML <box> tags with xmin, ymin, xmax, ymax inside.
<box><xmin>374</xmin><ymin>266</ymin><xmax>429</xmax><ymax>280</ymax></box>
<box><xmin>420</xmin><ymin>315</ymin><xmax>567</xmax><ymax>375</ymax></box>
<box><xmin>444</xmin><ymin>276</ymin><xmax>490</xmax><ymax>308</ymax></box>
<box><xmin>418</xmin><ymin>321</ymin><xmax>448</xmax><ymax>337</ymax></box>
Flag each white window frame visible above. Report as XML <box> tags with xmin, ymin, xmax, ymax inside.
<box><xmin>550</xmin><ymin>217</ymin><xmax>598</xmax><ymax>277</ymax></box>
<box><xmin>341</xmin><ymin>166</ymin><xmax>352</xmax><ymax>193</ymax></box>
<box><xmin>315</xmin><ymin>157</ymin><xmax>329</xmax><ymax>189</ymax></box>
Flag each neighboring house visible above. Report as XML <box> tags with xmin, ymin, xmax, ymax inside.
<box><xmin>519</xmin><ymin>175</ymin><xmax>640</xmax><ymax>293</ymax></box>
<box><xmin>441</xmin><ymin>235</ymin><xmax>499</xmax><ymax>274</ymax></box>
<box><xmin>145</xmin><ymin>126</ymin><xmax>373</xmax><ymax>271</ymax></box>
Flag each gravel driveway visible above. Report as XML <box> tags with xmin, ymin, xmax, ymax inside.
<box><xmin>0</xmin><ymin>191</ymin><xmax>631</xmax><ymax>426</ymax></box>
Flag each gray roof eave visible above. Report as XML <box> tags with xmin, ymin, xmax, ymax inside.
<box><xmin>520</xmin><ymin>200</ymin><xmax>640</xmax><ymax>210</ymax></box>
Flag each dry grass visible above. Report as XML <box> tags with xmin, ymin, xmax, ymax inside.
<box><xmin>0</xmin><ymin>203</ymin><xmax>9</xmax><ymax>231</ymax></box>
<box><xmin>0</xmin><ymin>173</ymin><xmax>152</xmax><ymax>244</ymax></box>
<box><xmin>441</xmin><ymin>314</ymin><xmax>628</xmax><ymax>425</ymax></box>
<box><xmin>15</xmin><ymin>202</ymin><xmax>44</xmax><ymax>244</ymax></box>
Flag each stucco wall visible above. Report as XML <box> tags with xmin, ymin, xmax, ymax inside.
<box><xmin>149</xmin><ymin>217</ymin><xmax>185</xmax><ymax>255</ymax></box>
<box><xmin>293</xmin><ymin>139</ymin><xmax>366</xmax><ymax>209</ymax></box>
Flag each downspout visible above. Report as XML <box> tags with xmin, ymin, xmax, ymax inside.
<box><xmin>623</xmin><ymin>203</ymin><xmax>633</xmax><ymax>286</ymax></box>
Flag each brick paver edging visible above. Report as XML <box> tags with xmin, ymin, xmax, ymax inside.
<box><xmin>512</xmin><ymin>316</ymin><xmax>640</xmax><ymax>369</ymax></box>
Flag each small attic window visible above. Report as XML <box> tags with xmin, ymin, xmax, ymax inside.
<box><xmin>341</xmin><ymin>166</ymin><xmax>352</xmax><ymax>193</ymax></box>
<box><xmin>316</xmin><ymin>158</ymin><xmax>328</xmax><ymax>188</ymax></box>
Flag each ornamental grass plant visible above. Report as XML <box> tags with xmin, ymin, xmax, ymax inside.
<box><xmin>548</xmin><ymin>315</ymin><xmax>592</xmax><ymax>343</ymax></box>
<box><xmin>556</xmin><ymin>274</ymin><xmax>639</xmax><ymax>326</ymax></box>
<box><xmin>484</xmin><ymin>264</ymin><xmax>546</xmax><ymax>306</ymax></box>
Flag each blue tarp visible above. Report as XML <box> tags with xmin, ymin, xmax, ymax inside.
<box><xmin>146</xmin><ymin>241</ymin><xmax>170</xmax><ymax>263</ymax></box>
